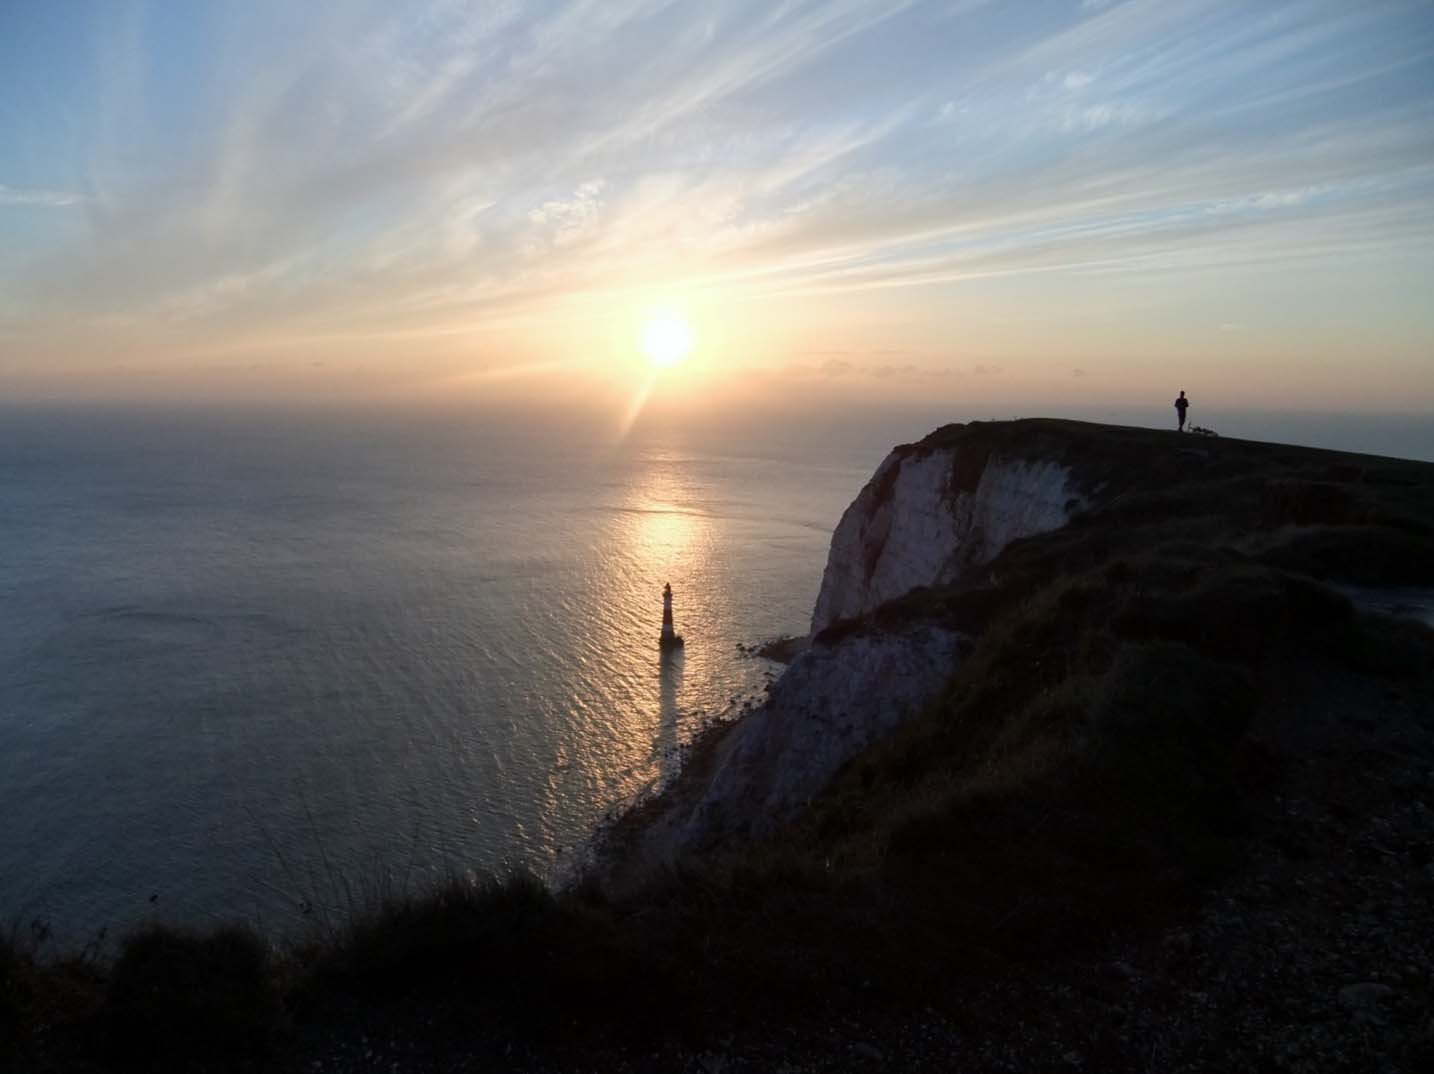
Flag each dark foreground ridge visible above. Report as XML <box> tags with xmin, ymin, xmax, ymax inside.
<box><xmin>5</xmin><ymin>420</ymin><xmax>1434</xmax><ymax>1073</ymax></box>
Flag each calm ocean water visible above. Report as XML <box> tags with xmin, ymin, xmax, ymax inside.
<box><xmin>2</xmin><ymin>402</ymin><xmax>1430</xmax><ymax>941</ymax></box>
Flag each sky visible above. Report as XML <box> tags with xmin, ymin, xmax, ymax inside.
<box><xmin>2</xmin><ymin>0</ymin><xmax>1433</xmax><ymax>412</ymax></box>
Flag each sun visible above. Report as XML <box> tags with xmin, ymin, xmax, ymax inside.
<box><xmin>641</xmin><ymin>312</ymin><xmax>695</xmax><ymax>370</ymax></box>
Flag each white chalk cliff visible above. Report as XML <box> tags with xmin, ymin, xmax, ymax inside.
<box><xmin>812</xmin><ymin>442</ymin><xmax>1082</xmax><ymax>632</ymax></box>
<box><xmin>677</xmin><ymin>623</ymin><xmax>964</xmax><ymax>847</ymax></box>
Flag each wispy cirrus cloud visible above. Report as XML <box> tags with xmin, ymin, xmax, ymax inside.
<box><xmin>1</xmin><ymin>0</ymin><xmax>1432</xmax><ymax>405</ymax></box>
<box><xmin>0</xmin><ymin>185</ymin><xmax>85</xmax><ymax>207</ymax></box>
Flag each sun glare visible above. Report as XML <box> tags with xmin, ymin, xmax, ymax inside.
<box><xmin>642</xmin><ymin>313</ymin><xmax>695</xmax><ymax>370</ymax></box>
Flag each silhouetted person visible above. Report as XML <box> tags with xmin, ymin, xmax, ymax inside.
<box><xmin>1174</xmin><ymin>390</ymin><xmax>1189</xmax><ymax>432</ymax></box>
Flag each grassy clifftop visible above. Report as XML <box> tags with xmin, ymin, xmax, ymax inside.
<box><xmin>6</xmin><ymin>421</ymin><xmax>1434</xmax><ymax>1072</ymax></box>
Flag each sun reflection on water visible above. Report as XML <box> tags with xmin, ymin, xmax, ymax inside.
<box><xmin>626</xmin><ymin>461</ymin><xmax>711</xmax><ymax>577</ymax></box>
<box><xmin>570</xmin><ymin>460</ymin><xmax>719</xmax><ymax>807</ymax></box>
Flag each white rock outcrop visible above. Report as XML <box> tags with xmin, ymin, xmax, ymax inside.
<box><xmin>626</xmin><ymin>623</ymin><xmax>965</xmax><ymax>865</ymax></box>
<box><xmin>811</xmin><ymin>445</ymin><xmax>1081</xmax><ymax>632</ymax></box>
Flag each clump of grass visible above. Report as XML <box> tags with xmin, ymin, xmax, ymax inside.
<box><xmin>107</xmin><ymin>924</ymin><xmax>280</xmax><ymax>1069</ymax></box>
<box><xmin>304</xmin><ymin>871</ymin><xmax>565</xmax><ymax>1005</ymax></box>
<box><xmin>1</xmin><ymin>922</ymin><xmax>109</xmax><ymax>1069</ymax></box>
<box><xmin>317</xmin><ymin>872</ymin><xmax>553</xmax><ymax>990</ymax></box>
<box><xmin>297</xmin><ymin>870</ymin><xmax>687</xmax><ymax>1034</ymax></box>
<box><xmin>1258</xmin><ymin>524</ymin><xmax>1434</xmax><ymax>586</ymax></box>
<box><xmin>0</xmin><ymin>932</ymin><xmax>23</xmax><ymax>1055</ymax></box>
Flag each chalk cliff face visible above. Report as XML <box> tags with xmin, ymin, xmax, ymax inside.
<box><xmin>678</xmin><ymin>623</ymin><xmax>964</xmax><ymax>847</ymax></box>
<box><xmin>811</xmin><ymin>442</ymin><xmax>1082</xmax><ymax>632</ymax></box>
<box><xmin>611</xmin><ymin>622</ymin><xmax>964</xmax><ymax>870</ymax></box>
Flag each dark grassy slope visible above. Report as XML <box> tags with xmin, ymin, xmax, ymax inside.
<box><xmin>4</xmin><ymin>420</ymin><xmax>1434</xmax><ymax>1072</ymax></box>
<box><xmin>800</xmin><ymin>422</ymin><xmax>1432</xmax><ymax>944</ymax></box>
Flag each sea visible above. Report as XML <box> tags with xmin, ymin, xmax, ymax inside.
<box><xmin>2</xmin><ymin>401</ymin><xmax>1431</xmax><ymax>943</ymax></box>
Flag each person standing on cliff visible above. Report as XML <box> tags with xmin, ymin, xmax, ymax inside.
<box><xmin>1174</xmin><ymin>390</ymin><xmax>1189</xmax><ymax>432</ymax></box>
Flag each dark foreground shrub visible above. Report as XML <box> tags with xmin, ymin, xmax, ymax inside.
<box><xmin>0</xmin><ymin>934</ymin><xmax>21</xmax><ymax>1052</ymax></box>
<box><xmin>108</xmin><ymin>924</ymin><xmax>279</xmax><ymax>1068</ymax></box>
<box><xmin>321</xmin><ymin>872</ymin><xmax>552</xmax><ymax>992</ymax></box>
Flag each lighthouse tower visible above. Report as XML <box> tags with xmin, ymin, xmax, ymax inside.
<box><xmin>660</xmin><ymin>582</ymin><xmax>684</xmax><ymax>649</ymax></box>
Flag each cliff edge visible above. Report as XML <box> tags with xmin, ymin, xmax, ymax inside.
<box><xmin>603</xmin><ymin>418</ymin><xmax>1434</xmax><ymax>883</ymax></box>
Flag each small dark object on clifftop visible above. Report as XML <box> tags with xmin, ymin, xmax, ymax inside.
<box><xmin>1189</xmin><ymin>425</ymin><xmax>1219</xmax><ymax>437</ymax></box>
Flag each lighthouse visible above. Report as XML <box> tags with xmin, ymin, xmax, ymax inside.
<box><xmin>660</xmin><ymin>582</ymin><xmax>685</xmax><ymax>650</ymax></box>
